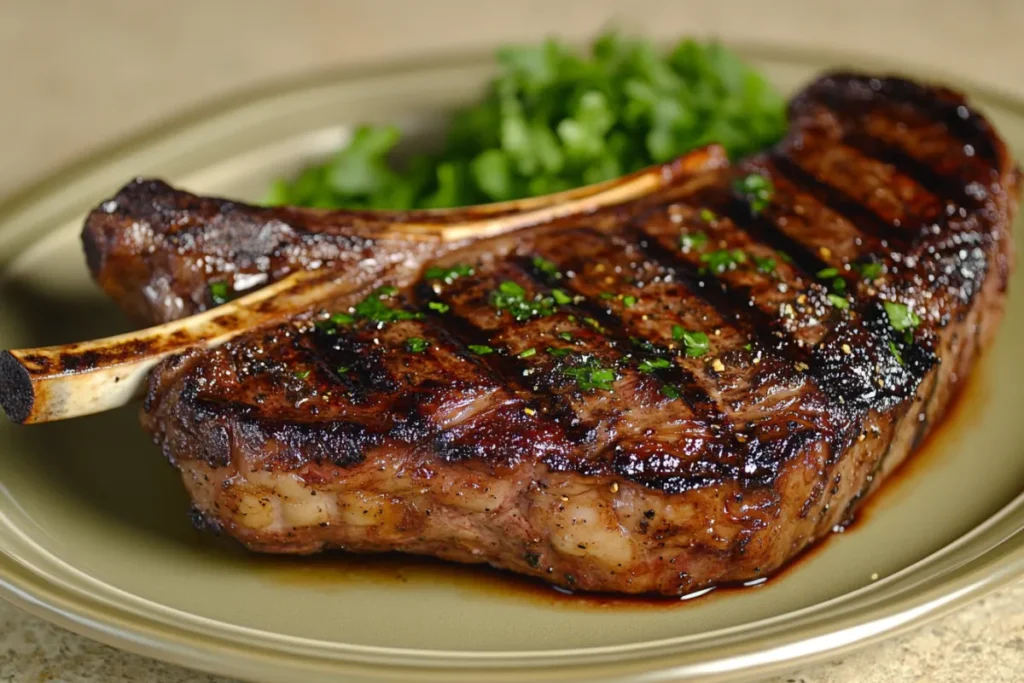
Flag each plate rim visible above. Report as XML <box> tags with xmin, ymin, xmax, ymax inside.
<box><xmin>0</xmin><ymin>40</ymin><xmax>1022</xmax><ymax>683</ymax></box>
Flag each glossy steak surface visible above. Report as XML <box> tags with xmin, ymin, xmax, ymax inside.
<box><xmin>83</xmin><ymin>73</ymin><xmax>1018</xmax><ymax>594</ymax></box>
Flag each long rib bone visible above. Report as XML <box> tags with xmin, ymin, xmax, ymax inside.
<box><xmin>0</xmin><ymin>151</ymin><xmax>721</xmax><ymax>424</ymax></box>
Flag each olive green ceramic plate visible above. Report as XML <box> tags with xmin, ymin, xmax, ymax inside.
<box><xmin>0</xmin><ymin>46</ymin><xmax>1022</xmax><ymax>683</ymax></box>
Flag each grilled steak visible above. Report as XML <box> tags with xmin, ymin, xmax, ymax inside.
<box><xmin>80</xmin><ymin>73</ymin><xmax>1017</xmax><ymax>595</ymax></box>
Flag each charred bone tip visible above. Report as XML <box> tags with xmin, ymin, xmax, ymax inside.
<box><xmin>0</xmin><ymin>351</ymin><xmax>34</xmax><ymax>425</ymax></box>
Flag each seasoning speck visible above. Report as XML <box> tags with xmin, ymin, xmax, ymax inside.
<box><xmin>711</xmin><ymin>358</ymin><xmax>726</xmax><ymax>372</ymax></box>
<box><xmin>819</xmin><ymin>246</ymin><xmax>832</xmax><ymax>259</ymax></box>
<box><xmin>842</xmin><ymin>343</ymin><xmax>852</xmax><ymax>355</ymax></box>
<box><xmin>610</xmin><ymin>482</ymin><xmax>619</xmax><ymax>493</ymax></box>
<box><xmin>523</xmin><ymin>407</ymin><xmax>537</xmax><ymax>416</ymax></box>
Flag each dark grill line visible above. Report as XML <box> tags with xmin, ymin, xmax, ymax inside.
<box><xmin>840</xmin><ymin>131</ymin><xmax>973</xmax><ymax>209</ymax></box>
<box><xmin>767</xmin><ymin>152</ymin><xmax>911</xmax><ymax>247</ymax></box>
<box><xmin>629</xmin><ymin>223</ymin><xmax>811</xmax><ymax>365</ymax></box>
<box><xmin>518</xmin><ymin>249</ymin><xmax>728</xmax><ymax>425</ymax></box>
<box><xmin>720</xmin><ymin>194</ymin><xmax>831</xmax><ymax>280</ymax></box>
<box><xmin>411</xmin><ymin>282</ymin><xmax>589</xmax><ymax>443</ymax></box>
<box><xmin>802</xmin><ymin>73</ymin><xmax>999</xmax><ymax>164</ymax></box>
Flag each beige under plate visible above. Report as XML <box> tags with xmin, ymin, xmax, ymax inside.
<box><xmin>0</xmin><ymin>45</ymin><xmax>1021</xmax><ymax>683</ymax></box>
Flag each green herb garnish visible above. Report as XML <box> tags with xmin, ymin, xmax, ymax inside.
<box><xmin>425</xmin><ymin>263</ymin><xmax>474</xmax><ymax>284</ymax></box>
<box><xmin>557</xmin><ymin>332</ymin><xmax>574</xmax><ymax>342</ymax></box>
<box><xmin>700</xmin><ymin>248</ymin><xmax>747</xmax><ymax>274</ymax></box>
<box><xmin>293</xmin><ymin>369</ymin><xmax>311</xmax><ymax>380</ymax></box>
<box><xmin>547</xmin><ymin>347</ymin><xmax>571</xmax><ymax>357</ymax></box>
<box><xmin>265</xmin><ymin>35</ymin><xmax>786</xmax><ymax>210</ymax></box>
<box><xmin>883</xmin><ymin>301</ymin><xmax>921</xmax><ymax>333</ymax></box>
<box><xmin>551</xmin><ymin>288</ymin><xmax>573</xmax><ymax>305</ymax></box>
<box><xmin>560</xmin><ymin>356</ymin><xmax>618</xmax><ymax>392</ymax></box>
<box><xmin>599</xmin><ymin>292</ymin><xmax>615</xmax><ymax>300</ymax></box>
<box><xmin>468</xmin><ymin>344</ymin><xmax>494</xmax><ymax>355</ymax></box>
<box><xmin>406</xmin><ymin>337</ymin><xmax>430</xmax><ymax>353</ymax></box>
<box><xmin>638</xmin><ymin>357</ymin><xmax>672</xmax><ymax>373</ymax></box>
<box><xmin>336</xmin><ymin>366</ymin><xmax>350</xmax><ymax>375</ymax></box>
<box><xmin>353</xmin><ymin>286</ymin><xmax>422</xmax><ymax>324</ymax></box>
<box><xmin>209</xmin><ymin>281</ymin><xmax>231</xmax><ymax>306</ymax></box>
<box><xmin>532</xmin><ymin>256</ymin><xmax>561</xmax><ymax>278</ymax></box>
<box><xmin>672</xmin><ymin>325</ymin><xmax>710</xmax><ymax>357</ymax></box>
<box><xmin>855</xmin><ymin>262</ymin><xmax>884</xmax><ymax>280</ymax></box>
<box><xmin>734</xmin><ymin>173</ymin><xmax>774</xmax><ymax>214</ymax></box>
<box><xmin>680</xmin><ymin>231</ymin><xmax>709</xmax><ymax>252</ymax></box>
<box><xmin>888</xmin><ymin>340</ymin><xmax>904</xmax><ymax>366</ymax></box>
<box><xmin>518</xmin><ymin>347</ymin><xmax>537</xmax><ymax>358</ymax></box>
<box><xmin>827</xmin><ymin>293</ymin><xmax>850</xmax><ymax>310</ymax></box>
<box><xmin>816</xmin><ymin>267</ymin><xmax>839</xmax><ymax>279</ymax></box>
<box><xmin>490</xmin><ymin>280</ymin><xmax>557</xmax><ymax>321</ymax></box>
<box><xmin>622</xmin><ymin>295</ymin><xmax>637</xmax><ymax>307</ymax></box>
<box><xmin>754</xmin><ymin>256</ymin><xmax>777</xmax><ymax>275</ymax></box>
<box><xmin>699</xmin><ymin>209</ymin><xmax>717</xmax><ymax>223</ymax></box>
<box><xmin>428</xmin><ymin>301</ymin><xmax>450</xmax><ymax>314</ymax></box>
<box><xmin>661</xmin><ymin>384</ymin><xmax>682</xmax><ymax>400</ymax></box>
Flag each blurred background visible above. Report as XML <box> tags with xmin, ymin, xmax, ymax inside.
<box><xmin>2</xmin><ymin>0</ymin><xmax>1023</xmax><ymax>198</ymax></box>
<box><xmin>0</xmin><ymin>2</ymin><xmax>1021</xmax><ymax>682</ymax></box>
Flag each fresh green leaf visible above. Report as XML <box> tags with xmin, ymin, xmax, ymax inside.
<box><xmin>638</xmin><ymin>357</ymin><xmax>672</xmax><ymax>373</ymax></box>
<box><xmin>734</xmin><ymin>173</ymin><xmax>774</xmax><ymax>214</ymax></box>
<box><xmin>266</xmin><ymin>34</ymin><xmax>786</xmax><ymax>211</ymax></box>
<box><xmin>425</xmin><ymin>263</ymin><xmax>474</xmax><ymax>284</ymax></box>
<box><xmin>468</xmin><ymin>344</ymin><xmax>495</xmax><ymax>355</ymax></box>
<box><xmin>883</xmin><ymin>301</ymin><xmax>921</xmax><ymax>332</ymax></box>
<box><xmin>672</xmin><ymin>325</ymin><xmax>710</xmax><ymax>357</ymax></box>
<box><xmin>428</xmin><ymin>301</ymin><xmax>450</xmax><ymax>314</ymax></box>
<box><xmin>827</xmin><ymin>293</ymin><xmax>850</xmax><ymax>310</ymax></box>
<box><xmin>209</xmin><ymin>281</ymin><xmax>231</xmax><ymax>306</ymax></box>
<box><xmin>406</xmin><ymin>337</ymin><xmax>430</xmax><ymax>353</ymax></box>
<box><xmin>551</xmin><ymin>288</ymin><xmax>573</xmax><ymax>305</ymax></box>
<box><xmin>700</xmin><ymin>248</ymin><xmax>747</xmax><ymax>274</ymax></box>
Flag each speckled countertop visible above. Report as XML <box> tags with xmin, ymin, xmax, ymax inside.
<box><xmin>1</xmin><ymin>2</ymin><xmax>1022</xmax><ymax>681</ymax></box>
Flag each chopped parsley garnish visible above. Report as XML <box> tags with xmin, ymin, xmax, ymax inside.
<box><xmin>316</xmin><ymin>310</ymin><xmax>357</xmax><ymax>334</ymax></box>
<box><xmin>560</xmin><ymin>356</ymin><xmax>618</xmax><ymax>391</ymax></box>
<box><xmin>209</xmin><ymin>281</ymin><xmax>231</xmax><ymax>306</ymax></box>
<box><xmin>888</xmin><ymin>340</ymin><xmax>904</xmax><ymax>366</ymax></box>
<box><xmin>700</xmin><ymin>248</ymin><xmax>747</xmax><ymax>274</ymax></box>
<box><xmin>827</xmin><ymin>293</ymin><xmax>850</xmax><ymax>310</ymax></box>
<box><xmin>428</xmin><ymin>301</ymin><xmax>450</xmax><ymax>314</ymax></box>
<box><xmin>557</xmin><ymin>332</ymin><xmax>574</xmax><ymax>342</ymax></box>
<box><xmin>551</xmin><ymin>288</ymin><xmax>573</xmax><ymax>305</ymax></box>
<box><xmin>855</xmin><ymin>262</ymin><xmax>884</xmax><ymax>279</ymax></box>
<box><xmin>699</xmin><ymin>209</ymin><xmax>717</xmax><ymax>223</ymax></box>
<box><xmin>680</xmin><ymin>231</ymin><xmax>709</xmax><ymax>252</ymax></box>
<box><xmin>518</xmin><ymin>347</ymin><xmax>537</xmax><ymax>358</ymax></box>
<box><xmin>293</xmin><ymin>369</ymin><xmax>311</xmax><ymax>380</ymax></box>
<box><xmin>583</xmin><ymin>317</ymin><xmax>605</xmax><ymax>333</ymax></box>
<box><xmin>883</xmin><ymin>301</ymin><xmax>921</xmax><ymax>333</ymax></box>
<box><xmin>622</xmin><ymin>295</ymin><xmax>637</xmax><ymax>307</ymax></box>
<box><xmin>468</xmin><ymin>344</ymin><xmax>494</xmax><ymax>355</ymax></box>
<box><xmin>816</xmin><ymin>267</ymin><xmax>847</xmax><ymax>295</ymax></box>
<box><xmin>547</xmin><ymin>347</ymin><xmax>571</xmax><ymax>357</ymax></box>
<box><xmin>672</xmin><ymin>325</ymin><xmax>710</xmax><ymax>357</ymax></box>
<box><xmin>661</xmin><ymin>384</ymin><xmax>682</xmax><ymax>400</ymax></box>
<box><xmin>734</xmin><ymin>173</ymin><xmax>774</xmax><ymax>214</ymax></box>
<box><xmin>354</xmin><ymin>286</ymin><xmax>422</xmax><ymax>324</ymax></box>
<box><xmin>638</xmin><ymin>357</ymin><xmax>672</xmax><ymax>373</ymax></box>
<box><xmin>266</xmin><ymin>36</ymin><xmax>786</xmax><ymax>211</ymax></box>
<box><xmin>425</xmin><ymin>263</ymin><xmax>474</xmax><ymax>284</ymax></box>
<box><xmin>754</xmin><ymin>255</ymin><xmax>777</xmax><ymax>275</ymax></box>
<box><xmin>406</xmin><ymin>337</ymin><xmax>430</xmax><ymax>353</ymax></box>
<box><xmin>532</xmin><ymin>256</ymin><xmax>561</xmax><ymax>278</ymax></box>
<box><xmin>490</xmin><ymin>280</ymin><xmax>557</xmax><ymax>321</ymax></box>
